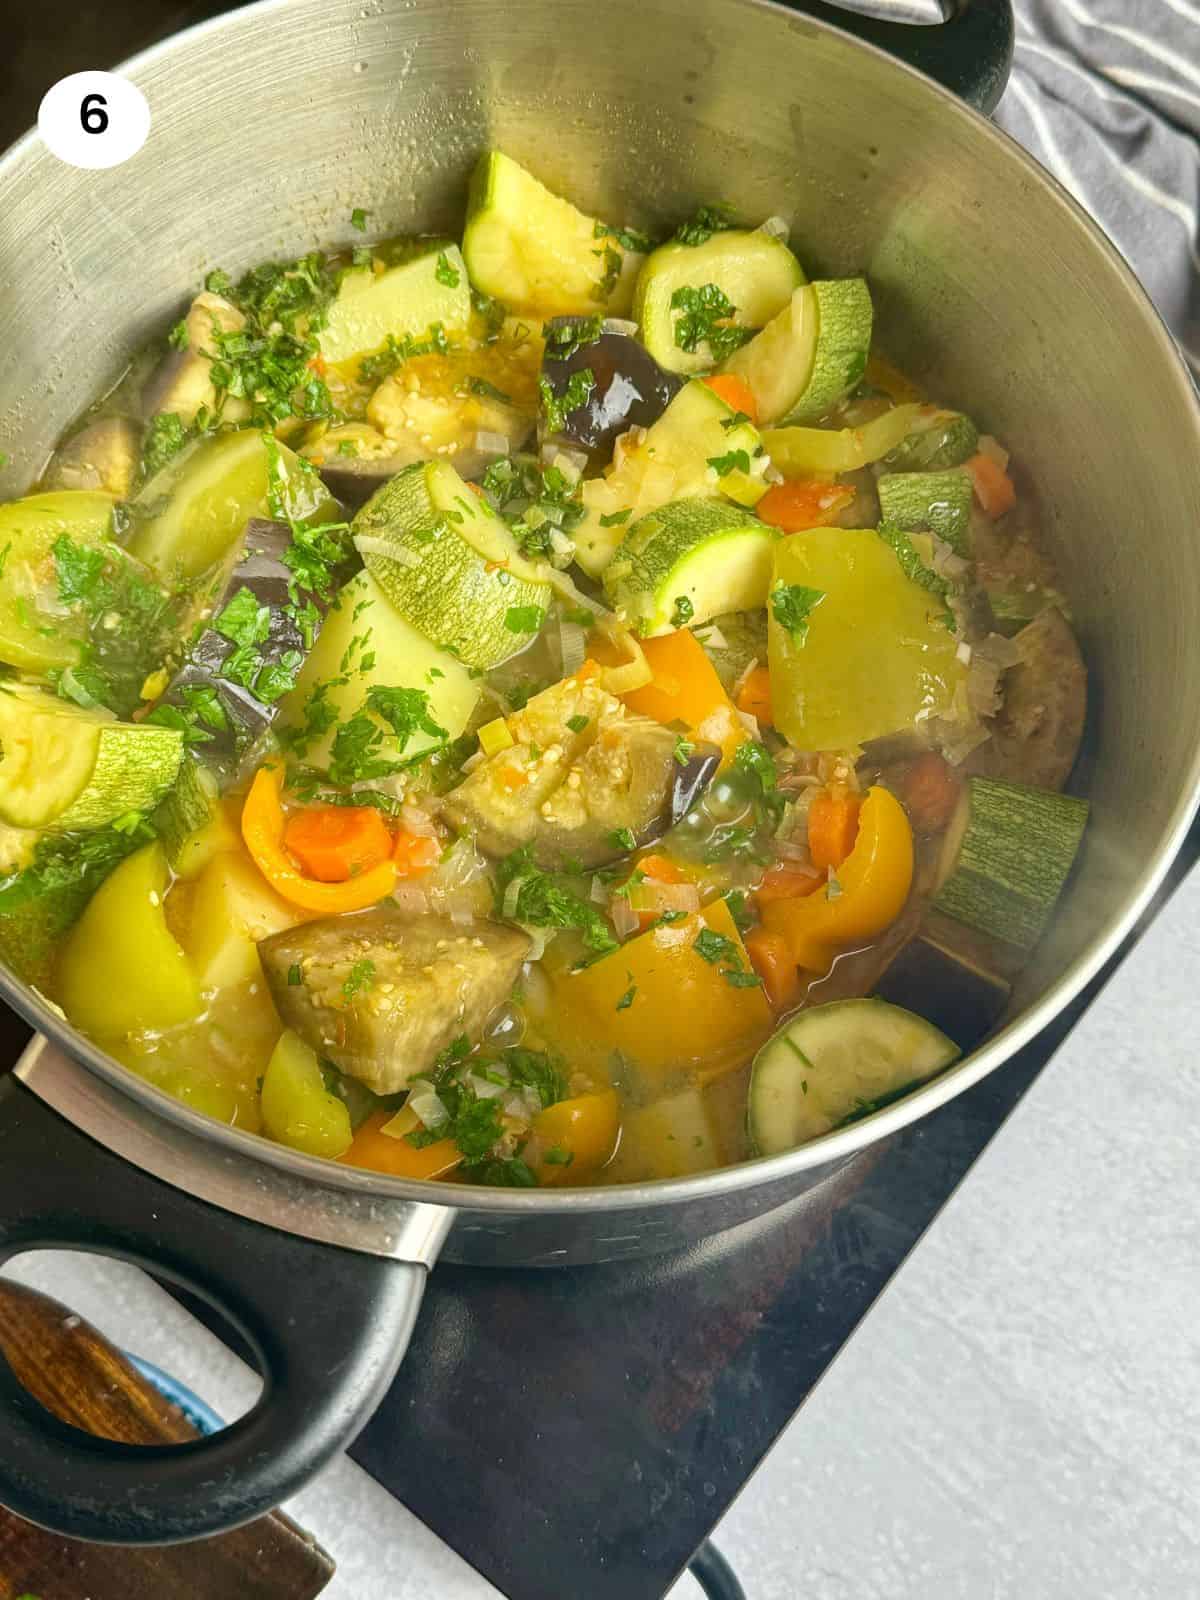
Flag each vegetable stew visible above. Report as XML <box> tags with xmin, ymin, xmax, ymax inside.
<box><xmin>0</xmin><ymin>153</ymin><xmax>1089</xmax><ymax>1186</ymax></box>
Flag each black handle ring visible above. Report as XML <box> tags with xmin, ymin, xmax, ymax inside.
<box><xmin>689</xmin><ymin>1540</ymin><xmax>748</xmax><ymax>1600</ymax></box>
<box><xmin>791</xmin><ymin>0</ymin><xmax>1015</xmax><ymax>113</ymax></box>
<box><xmin>0</xmin><ymin>1076</ymin><xmax>427</xmax><ymax>1545</ymax></box>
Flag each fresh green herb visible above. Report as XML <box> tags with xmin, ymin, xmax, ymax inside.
<box><xmin>608</xmin><ymin>825</ymin><xmax>637</xmax><ymax>851</ymax></box>
<box><xmin>724</xmin><ymin>888</ymin><xmax>753</xmax><ymax>933</ymax></box>
<box><xmin>341</xmin><ymin>959</ymin><xmax>376</xmax><ymax>1001</ymax></box>
<box><xmin>670</xmin><ymin>595</ymin><xmax>695</xmax><ymax>628</ymax></box>
<box><xmin>481</xmin><ymin>456</ymin><xmax>584</xmax><ymax>553</ymax></box>
<box><xmin>337</xmin><ymin>438</ymin><xmax>360</xmax><ymax>457</ymax></box>
<box><xmin>287</xmin><ymin>963</ymin><xmax>302</xmax><ymax>986</ymax></box>
<box><xmin>612</xmin><ymin>868</ymin><xmax>646</xmax><ymax>900</ymax></box>
<box><xmin>721</xmin><ymin>967</ymin><xmax>762</xmax><ymax>988</ymax></box>
<box><xmin>505</xmin><ymin>604</ymin><xmax>545</xmax><ymax>634</ymax></box>
<box><xmin>495</xmin><ymin>845</ymin><xmax>617</xmax><ymax>955</ymax></box>
<box><xmin>599</xmin><ymin>508</ymin><xmax>632</xmax><ymax>528</ymax></box>
<box><xmin>826</xmin><ymin>872</ymin><xmax>843</xmax><ymax>901</ymax></box>
<box><xmin>707</xmin><ymin>449</ymin><xmax>751</xmax><ymax>478</ymax></box>
<box><xmin>616</xmin><ymin>979</ymin><xmax>637</xmax><ymax>1011</ymax></box>
<box><xmin>673</xmin><ymin>734</ymin><xmax>694</xmax><ymax>767</ymax></box>
<box><xmin>674</xmin><ymin>203</ymin><xmax>734</xmax><ymax>247</ymax></box>
<box><xmin>771</xmin><ymin>581</ymin><xmax>826</xmax><ymax>646</ymax></box>
<box><xmin>167</xmin><ymin>318</ymin><xmax>190</xmax><ymax>351</ymax></box>
<box><xmin>468</xmin><ymin>375</ymin><xmax>511</xmax><ymax>403</ymax></box>
<box><xmin>503</xmin><ymin>678</ymin><xmax>543</xmax><ymax>713</ymax></box>
<box><xmin>471</xmin><ymin>286</ymin><xmax>507</xmax><ymax>340</ymax></box>
<box><xmin>563</xmin><ymin>605</ymin><xmax>595</xmax><ymax>627</ymax></box>
<box><xmin>281</xmin><ymin>517</ymin><xmax>355</xmax><ymax>602</ymax></box>
<box><xmin>350</xmin><ymin>207</ymin><xmax>369</xmax><ymax>232</ymax></box>
<box><xmin>594</xmin><ymin>219</ymin><xmax>656</xmax><ymax>254</ymax></box>
<box><xmin>539</xmin><ymin>369</ymin><xmax>596</xmax><ymax>434</ymax></box>
<box><xmin>214</xmin><ymin>586</ymin><xmax>271</xmax><ymax>649</ymax></box>
<box><xmin>542</xmin><ymin>1146</ymin><xmax>574</xmax><ymax>1167</ymax></box>
<box><xmin>670</xmin><ymin>282</ymin><xmax>754</xmax><ymax>362</ymax></box>
<box><xmin>543</xmin><ymin>315</ymin><xmax>603</xmax><ymax>362</ymax></box>
<box><xmin>357</xmin><ymin>322</ymin><xmax>451</xmax><ymax>384</ymax></box>
<box><xmin>720</xmin><ymin>410</ymin><xmax>753</xmax><ymax>431</ymax></box>
<box><xmin>52</xmin><ymin>536</ymin><xmax>106</xmax><ymax>607</ymax></box>
<box><xmin>326</xmin><ymin>686</ymin><xmax>447</xmax><ymax>785</ymax></box>
<box><xmin>733</xmin><ymin>740</ymin><xmax>778</xmax><ymax>792</ymax></box>
<box><xmin>140</xmin><ymin>411</ymin><xmax>190</xmax><ymax>480</ymax></box>
<box><xmin>694</xmin><ymin>927</ymin><xmax>740</xmax><ymax>966</ymax></box>
<box><xmin>254</xmin><ymin>648</ymin><xmax>305</xmax><ymax>704</ymax></box>
<box><xmin>567</xmin><ymin>713</ymin><xmax>590</xmax><ymax>734</ymax></box>
<box><xmin>591</xmin><ymin>245</ymin><xmax>623</xmax><ymax>303</ymax></box>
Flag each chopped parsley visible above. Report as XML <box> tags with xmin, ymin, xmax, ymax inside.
<box><xmin>539</xmin><ymin>369</ymin><xmax>596</xmax><ymax>435</ymax></box>
<box><xmin>771</xmin><ymin>581</ymin><xmax>826</xmax><ymax>646</ymax></box>
<box><xmin>608</xmin><ymin>825</ymin><xmax>637</xmax><ymax>851</ymax></box>
<box><xmin>543</xmin><ymin>315</ymin><xmax>603</xmax><ymax>362</ymax></box>
<box><xmin>281</xmin><ymin>516</ymin><xmax>355</xmax><ymax>602</ymax></box>
<box><xmin>480</xmin><ymin>455</ymin><xmax>583</xmax><ymax>556</ymax></box>
<box><xmin>337</xmin><ymin>438</ymin><xmax>360</xmax><ymax>457</ymax></box>
<box><xmin>733</xmin><ymin>740</ymin><xmax>778</xmax><ymax>792</ymax></box>
<box><xmin>670</xmin><ymin>595</ymin><xmax>695</xmax><ymax>628</ymax></box>
<box><xmin>707</xmin><ymin>449</ymin><xmax>750</xmax><ymax>478</ymax></box>
<box><xmin>435</xmin><ymin>250</ymin><xmax>460</xmax><ymax>286</ymax></box>
<box><xmin>504</xmin><ymin>604</ymin><xmax>545</xmax><ymax>634</ymax></box>
<box><xmin>673</xmin><ymin>734</ymin><xmax>695</xmax><ymax>767</ymax></box>
<box><xmin>826</xmin><ymin>872</ymin><xmax>843</xmax><ymax>902</ymax></box>
<box><xmin>140</xmin><ymin>411</ymin><xmax>190</xmax><ymax>480</ymax></box>
<box><xmin>670</xmin><ymin>282</ymin><xmax>754</xmax><ymax>362</ymax></box>
<box><xmin>594</xmin><ymin>218</ymin><xmax>656</xmax><ymax>254</ymax></box>
<box><xmin>471</xmin><ymin>286</ymin><xmax>507</xmax><ymax>340</ymax></box>
<box><xmin>52</xmin><ymin>536</ymin><xmax>106</xmax><ymax>607</ymax></box>
<box><xmin>616</xmin><ymin>979</ymin><xmax>637</xmax><ymax>1011</ymax></box>
<box><xmin>720</xmin><ymin>410</ymin><xmax>753</xmax><ymax>431</ymax></box>
<box><xmin>599</xmin><ymin>508</ymin><xmax>632</xmax><ymax>528</ymax></box>
<box><xmin>496</xmin><ymin>845</ymin><xmax>617</xmax><ymax>955</ymax></box>
<box><xmin>674</xmin><ymin>203</ymin><xmax>735</xmax><ymax>247</ymax></box>
<box><xmin>287</xmin><ymin>963</ymin><xmax>303</xmax><ymax>986</ymax></box>
<box><xmin>468</xmin><ymin>375</ymin><xmax>511</xmax><ymax>403</ymax></box>
<box><xmin>341</xmin><ymin>959</ymin><xmax>376</xmax><ymax>1001</ymax></box>
<box><xmin>325</xmin><ymin>685</ymin><xmax>447</xmax><ymax>785</ymax></box>
<box><xmin>543</xmin><ymin>1146</ymin><xmax>574</xmax><ymax>1167</ymax></box>
<box><xmin>357</xmin><ymin>322</ymin><xmax>451</xmax><ymax>384</ymax></box>
<box><xmin>350</xmin><ymin>207</ymin><xmax>369</xmax><ymax>231</ymax></box>
<box><xmin>168</xmin><ymin>318</ymin><xmax>190</xmax><ymax>351</ymax></box>
<box><xmin>214</xmin><ymin>586</ymin><xmax>271</xmax><ymax>649</ymax></box>
<box><xmin>693</xmin><ymin>925</ymin><xmax>760</xmax><ymax>989</ymax></box>
<box><xmin>567</xmin><ymin>713</ymin><xmax>590</xmax><ymax>734</ymax></box>
<box><xmin>724</xmin><ymin>888</ymin><xmax>753</xmax><ymax>933</ymax></box>
<box><xmin>591</xmin><ymin>245</ymin><xmax>623</xmax><ymax>303</ymax></box>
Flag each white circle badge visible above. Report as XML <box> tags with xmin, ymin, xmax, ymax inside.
<box><xmin>38</xmin><ymin>71</ymin><xmax>150</xmax><ymax>170</ymax></box>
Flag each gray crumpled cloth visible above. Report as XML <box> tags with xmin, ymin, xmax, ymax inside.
<box><xmin>995</xmin><ymin>0</ymin><xmax>1200</xmax><ymax>374</ymax></box>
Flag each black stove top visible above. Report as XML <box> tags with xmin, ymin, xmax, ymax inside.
<box><xmin>3</xmin><ymin>12</ymin><xmax>1197</xmax><ymax>1594</ymax></box>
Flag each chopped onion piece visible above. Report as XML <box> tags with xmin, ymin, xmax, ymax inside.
<box><xmin>693</xmin><ymin>623</ymin><xmax>728</xmax><ymax>651</ymax></box>
<box><xmin>610</xmin><ymin>894</ymin><xmax>640</xmax><ymax>939</ymax></box>
<box><xmin>551</xmin><ymin>447</ymin><xmax>588</xmax><ymax>481</ymax></box>
<box><xmin>468</xmin><ymin>1073</ymin><xmax>508</xmax><ymax>1101</ymax></box>
<box><xmin>736</xmin><ymin>709</ymin><xmax>761</xmax><ymax>740</ymax></box>
<box><xmin>595</xmin><ymin>621</ymin><xmax>653</xmax><ymax>694</ymax></box>
<box><xmin>731</xmin><ymin>657</ymin><xmax>759</xmax><ymax>702</ymax></box>
<box><xmin>603</xmin><ymin>317</ymin><xmax>639</xmax><ymax>337</ymax></box>
<box><xmin>977</xmin><ymin>433</ymin><xmax>1010</xmax><ymax>470</ymax></box>
<box><xmin>956</xmin><ymin>640</ymin><xmax>973</xmax><ymax>666</ymax></box>
<box><xmin>399</xmin><ymin>801</ymin><xmax>438</xmax><ymax>837</ymax></box>
<box><xmin>590</xmin><ymin>874</ymin><xmax>608</xmax><ymax>904</ymax></box>
<box><xmin>407</xmin><ymin>1078</ymin><xmax>450</xmax><ymax>1131</ymax></box>
<box><xmin>460</xmin><ymin>748</ymin><xmax>487</xmax><ymax>774</ymax></box>
<box><xmin>759</xmin><ymin>215</ymin><xmax>791</xmax><ymax>239</ymax></box>
<box><xmin>558</xmin><ymin>618</ymin><xmax>587</xmax><ymax>677</ymax></box>
<box><xmin>501</xmin><ymin>875</ymin><xmax>528</xmax><ymax>920</ymax></box>
<box><xmin>448</xmin><ymin>901</ymin><xmax>476</xmax><ymax>927</ymax></box>
<box><xmin>391</xmin><ymin>882</ymin><xmax>431</xmax><ymax>916</ymax></box>
<box><xmin>635</xmin><ymin>881</ymin><xmax>701</xmax><ymax>916</ymax></box>
<box><xmin>764</xmin><ymin>463</ymin><xmax>785</xmax><ymax>485</ymax></box>
<box><xmin>474</xmin><ymin>430</ymin><xmax>511</xmax><ymax>458</ymax></box>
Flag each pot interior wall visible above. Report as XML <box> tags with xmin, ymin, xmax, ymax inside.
<box><xmin>1</xmin><ymin>0</ymin><xmax>1196</xmax><ymax>1078</ymax></box>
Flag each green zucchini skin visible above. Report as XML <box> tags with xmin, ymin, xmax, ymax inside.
<box><xmin>934</xmin><ymin>776</ymin><xmax>1089</xmax><ymax>950</ymax></box>
<box><xmin>881</xmin><ymin>410</ymin><xmax>979</xmax><ymax>472</ymax></box>
<box><xmin>877</xmin><ymin>467</ymin><xmax>973</xmax><ymax>557</ymax></box>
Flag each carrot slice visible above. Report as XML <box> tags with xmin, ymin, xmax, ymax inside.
<box><xmin>756</xmin><ymin>479</ymin><xmax>855</xmax><ymax>533</ymax></box>
<box><xmin>393</xmin><ymin>830</ymin><xmax>441</xmax><ymax>877</ymax></box>
<box><xmin>242</xmin><ymin>766</ymin><xmax>397</xmax><ymax>914</ymax></box>
<box><xmin>700</xmin><ymin>373</ymin><xmax>759</xmax><ymax>423</ymax></box>
<box><xmin>744</xmin><ymin>926</ymin><xmax>802</xmax><ymax>1012</ymax></box>
<box><xmin>735</xmin><ymin>664</ymin><xmax>773</xmax><ymax>728</ymax></box>
<box><xmin>899</xmin><ymin>751</ymin><xmax>962</xmax><ymax>835</ymax></box>
<box><xmin>966</xmin><ymin>452</ymin><xmax>1016</xmax><ymax>519</ymax></box>
<box><xmin>807</xmin><ymin>789</ymin><xmax>862</xmax><ymax>871</ymax></box>
<box><xmin>283</xmin><ymin>804</ymin><xmax>393</xmax><ymax>883</ymax></box>
<box><xmin>755</xmin><ymin>861</ymin><xmax>824</xmax><ymax>905</ymax></box>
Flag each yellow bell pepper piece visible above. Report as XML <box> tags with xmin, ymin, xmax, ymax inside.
<box><xmin>56</xmin><ymin>842</ymin><xmax>203</xmax><ymax>1036</ymax></box>
<box><xmin>761</xmin><ymin>785</ymin><xmax>914</xmax><ymax>972</ymax></box>
<box><xmin>553</xmin><ymin>897</ymin><xmax>773</xmax><ymax>1088</ymax></box>
<box><xmin>530</xmin><ymin>1089</ymin><xmax>621</xmax><ymax>1185</ymax></box>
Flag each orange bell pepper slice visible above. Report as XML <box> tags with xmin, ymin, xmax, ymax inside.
<box><xmin>530</xmin><ymin>1089</ymin><xmax>622</xmax><ymax>1185</ymax></box>
<box><xmin>617</xmin><ymin>628</ymin><xmax>744</xmax><ymax>767</ymax></box>
<box><xmin>700</xmin><ymin>373</ymin><xmax>759</xmax><ymax>423</ymax></box>
<box><xmin>242</xmin><ymin>765</ymin><xmax>398</xmax><ymax>914</ymax></box>
<box><xmin>339</xmin><ymin>1107</ymin><xmax>462</xmax><ymax>1180</ymax></box>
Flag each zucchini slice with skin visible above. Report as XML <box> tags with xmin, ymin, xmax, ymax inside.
<box><xmin>877</xmin><ymin>467</ymin><xmax>973</xmax><ymax>558</ymax></box>
<box><xmin>319</xmin><ymin>241</ymin><xmax>470</xmax><ymax>366</ymax></box>
<box><xmin>724</xmin><ymin>278</ymin><xmax>873</xmax><ymax>425</ymax></box>
<box><xmin>749</xmin><ymin>998</ymin><xmax>960</xmax><ymax>1155</ymax></box>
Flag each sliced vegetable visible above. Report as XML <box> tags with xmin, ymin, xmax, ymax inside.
<box><xmin>753</xmin><ymin>861</ymin><xmax>822</xmax><ymax>905</ymax></box>
<box><xmin>260</xmin><ymin>1029</ymin><xmax>354</xmax><ymax>1159</ymax></box>
<box><xmin>807</xmin><ymin>787</ymin><xmax>862</xmax><ymax>871</ymax></box>
<box><xmin>761</xmin><ymin>785</ymin><xmax>914</xmax><ymax>972</ymax></box>
<box><xmin>129</xmin><ymin>431</ymin><xmax>339</xmax><ymax>585</ymax></box>
<box><xmin>876</xmin><ymin>468</ymin><xmax>973</xmax><ymax>557</ymax></box>
<box><xmin>748</xmin><ymin>998</ymin><xmax>959</xmax><ymax>1154</ymax></box>
<box><xmin>0</xmin><ymin>684</ymin><xmax>182</xmax><ymax>832</ymax></box>
<box><xmin>353</xmin><ymin>459</ymin><xmax>551</xmax><ymax>669</ymax></box>
<box><xmin>767</xmin><ymin>527</ymin><xmax>964</xmax><ymax>752</ymax></box>
<box><xmin>156</xmin><ymin>755</ymin><xmax>237</xmax><ymax>878</ymax></box>
<box><xmin>574</xmin><ymin>378</ymin><xmax>765</xmax><ymax>576</ymax></box>
<box><xmin>242</xmin><ymin>764</ymin><xmax>396</xmax><ymax>913</ymax></box>
<box><xmin>552</xmin><ymin>897</ymin><xmax>773</xmax><ymax>1090</ymax></box>
<box><xmin>528</xmin><ymin>1089</ymin><xmax>621</xmax><ymax>1185</ymax></box>
<box><xmin>340</xmin><ymin>1107</ymin><xmax>463</xmax><ymax>1180</ymax></box>
<box><xmin>755</xmin><ymin>479</ymin><xmax>855</xmax><ymax>532</ymax></box>
<box><xmin>763</xmin><ymin>402</ymin><xmax>922</xmax><ymax>477</ymax></box>
<box><xmin>724</xmin><ymin>278</ymin><xmax>873</xmax><ymax>424</ymax></box>
<box><xmin>539</xmin><ymin>317</ymin><xmax>682</xmax><ymax>452</ymax></box>
<box><xmin>283</xmin><ymin>804</ymin><xmax>393</xmax><ymax>884</ymax></box>
<box><xmin>258</xmin><ymin>907</ymin><xmax>531</xmax><ymax>1093</ymax></box>
<box><xmin>744</xmin><ymin>925</ymin><xmax>802</xmax><ymax>1013</ymax></box>
<box><xmin>735</xmin><ymin>664</ymin><xmax>773</xmax><ymax>728</ymax></box>
<box><xmin>0</xmin><ymin>490</ymin><xmax>116</xmax><ymax>675</ymax></box>
<box><xmin>55</xmin><ymin>842</ymin><xmax>203</xmax><ymax>1035</ymax></box>
<box><xmin>604</xmin><ymin>498</ymin><xmax>777</xmax><ymax>636</ymax></box>
<box><xmin>617</xmin><ymin>627</ymin><xmax>745</xmax><ymax>767</ymax></box>
<box><xmin>966</xmin><ymin>451</ymin><xmax>1016</xmax><ymax>519</ymax></box>
<box><xmin>319</xmin><ymin>241</ymin><xmax>470</xmax><ymax>365</ymax></box>
<box><xmin>700</xmin><ymin>373</ymin><xmax>758</xmax><ymax>422</ymax></box>
<box><xmin>881</xmin><ymin>407</ymin><xmax>979</xmax><ymax>472</ymax></box>
<box><xmin>463</xmin><ymin>151</ymin><xmax>644</xmax><ymax>316</ymax></box>
<box><xmin>181</xmin><ymin>848</ymin><xmax>304</xmax><ymax>989</ymax></box>
<box><xmin>281</xmin><ymin>568</ymin><xmax>479</xmax><ymax>777</ymax></box>
<box><xmin>933</xmin><ymin>776</ymin><xmax>1088</xmax><ymax>950</ymax></box>
<box><xmin>969</xmin><ymin>610</ymin><xmax>1086</xmax><ymax>794</ymax></box>
<box><xmin>603</xmin><ymin>1085</ymin><xmax>721</xmax><ymax>1180</ymax></box>
<box><xmin>43</xmin><ymin>417</ymin><xmax>140</xmax><ymax>499</ymax></box>
<box><xmin>634</xmin><ymin>230</ymin><xmax>805</xmax><ymax>376</ymax></box>
<box><xmin>393</xmin><ymin>829</ymin><xmax>441</xmax><ymax>877</ymax></box>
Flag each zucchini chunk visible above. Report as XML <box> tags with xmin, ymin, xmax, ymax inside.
<box><xmin>0</xmin><ymin>683</ymin><xmax>182</xmax><ymax>833</ymax></box>
<box><xmin>539</xmin><ymin>316</ymin><xmax>682</xmax><ymax>453</ymax></box>
<box><xmin>443</xmin><ymin>674</ymin><xmax>714</xmax><ymax>868</ymax></box>
<box><xmin>634</xmin><ymin>230</ymin><xmax>806</xmax><ymax>376</ymax></box>
<box><xmin>43</xmin><ymin>417</ymin><xmax>140</xmax><ymax>499</ymax></box>
<box><xmin>604</xmin><ymin>498</ymin><xmax>778</xmax><ymax>636</ymax></box>
<box><xmin>934</xmin><ymin>775</ymin><xmax>1089</xmax><ymax>950</ymax></box>
<box><xmin>969</xmin><ymin>609</ymin><xmax>1086</xmax><ymax>793</ymax></box>
<box><xmin>258</xmin><ymin>908</ymin><xmax>531</xmax><ymax>1095</ymax></box>
<box><xmin>463</xmin><ymin>151</ymin><xmax>644</xmax><ymax>317</ymax></box>
<box><xmin>574</xmin><ymin>378</ymin><xmax>766</xmax><ymax>576</ymax></box>
<box><xmin>762</xmin><ymin>402</ymin><xmax>923</xmax><ymax>477</ymax></box>
<box><xmin>141</xmin><ymin>290</ymin><xmax>250</xmax><ymax>425</ymax></box>
<box><xmin>877</xmin><ymin>467</ymin><xmax>973</xmax><ymax>558</ymax></box>
<box><xmin>749</xmin><ymin>998</ymin><xmax>959</xmax><ymax>1155</ymax></box>
<box><xmin>881</xmin><ymin>407</ymin><xmax>979</xmax><ymax>471</ymax></box>
<box><xmin>129</xmin><ymin>430</ymin><xmax>339</xmax><ymax>585</ymax></box>
<box><xmin>767</xmin><ymin>526</ymin><xmax>964</xmax><ymax>752</ymax></box>
<box><xmin>353</xmin><ymin>459</ymin><xmax>551</xmax><ymax>669</ymax></box>
<box><xmin>724</xmin><ymin>278</ymin><xmax>873</xmax><ymax>425</ymax></box>
<box><xmin>0</xmin><ymin>490</ymin><xmax>116</xmax><ymax>675</ymax></box>
<box><xmin>318</xmin><ymin>240</ymin><xmax>471</xmax><ymax>366</ymax></box>
<box><xmin>260</xmin><ymin>1029</ymin><xmax>353</xmax><ymax>1159</ymax></box>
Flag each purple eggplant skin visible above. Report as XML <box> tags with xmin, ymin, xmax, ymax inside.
<box><xmin>155</xmin><ymin>518</ymin><xmax>353</xmax><ymax>774</ymax></box>
<box><xmin>540</xmin><ymin>319</ymin><xmax>682</xmax><ymax>454</ymax></box>
<box><xmin>631</xmin><ymin>742</ymin><xmax>723</xmax><ymax>850</ymax></box>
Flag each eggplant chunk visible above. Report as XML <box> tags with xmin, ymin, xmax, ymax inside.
<box><xmin>259</xmin><ymin>909</ymin><xmax>531</xmax><ymax>1094</ymax></box>
<box><xmin>968</xmin><ymin>609</ymin><xmax>1086</xmax><ymax>792</ymax></box>
<box><xmin>362</xmin><ymin>378</ymin><xmax>533</xmax><ymax>477</ymax></box>
<box><xmin>540</xmin><ymin>319</ymin><xmax>682</xmax><ymax>453</ymax></box>
<box><xmin>141</xmin><ymin>291</ymin><xmax>250</xmax><ymax>425</ymax></box>
<box><xmin>43</xmin><ymin>417</ymin><xmax>140</xmax><ymax>499</ymax></box>
<box><xmin>444</xmin><ymin>675</ymin><xmax>716</xmax><ymax>868</ymax></box>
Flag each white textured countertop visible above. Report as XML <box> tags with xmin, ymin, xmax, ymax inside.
<box><xmin>9</xmin><ymin>861</ymin><xmax>1200</xmax><ymax>1598</ymax></box>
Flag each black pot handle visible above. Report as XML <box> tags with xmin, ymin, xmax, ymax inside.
<box><xmin>0</xmin><ymin>1074</ymin><xmax>428</xmax><ymax>1545</ymax></box>
<box><xmin>791</xmin><ymin>0</ymin><xmax>1014</xmax><ymax>114</ymax></box>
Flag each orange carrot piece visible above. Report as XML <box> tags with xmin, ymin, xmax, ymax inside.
<box><xmin>744</xmin><ymin>926</ymin><xmax>802</xmax><ymax>1012</ymax></box>
<box><xmin>282</xmin><ymin>804</ymin><xmax>393</xmax><ymax>884</ymax></box>
<box><xmin>242</xmin><ymin>766</ymin><xmax>397</xmax><ymax>913</ymax></box>
<box><xmin>966</xmin><ymin>452</ymin><xmax>1016</xmax><ymax>519</ymax></box>
<box><xmin>756</xmin><ymin>480</ymin><xmax>855</xmax><ymax>533</ymax></box>
<box><xmin>393</xmin><ymin>830</ymin><xmax>441</xmax><ymax>877</ymax></box>
<box><xmin>755</xmin><ymin>861</ymin><xmax>824</xmax><ymax>905</ymax></box>
<box><xmin>735</xmin><ymin>664</ymin><xmax>774</xmax><ymax>728</ymax></box>
<box><xmin>900</xmin><ymin>751</ymin><xmax>962</xmax><ymax>835</ymax></box>
<box><xmin>637</xmin><ymin>853</ymin><xmax>688</xmax><ymax>884</ymax></box>
<box><xmin>807</xmin><ymin>789</ymin><xmax>863</xmax><ymax>871</ymax></box>
<box><xmin>700</xmin><ymin>373</ymin><xmax>759</xmax><ymax>424</ymax></box>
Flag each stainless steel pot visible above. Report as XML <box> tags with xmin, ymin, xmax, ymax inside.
<box><xmin>1</xmin><ymin>0</ymin><xmax>1197</xmax><ymax>1547</ymax></box>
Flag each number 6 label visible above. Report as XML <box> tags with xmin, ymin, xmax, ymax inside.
<box><xmin>38</xmin><ymin>72</ymin><xmax>150</xmax><ymax>170</ymax></box>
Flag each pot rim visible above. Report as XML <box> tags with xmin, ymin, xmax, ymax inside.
<box><xmin>4</xmin><ymin>0</ymin><xmax>1199</xmax><ymax>1217</ymax></box>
